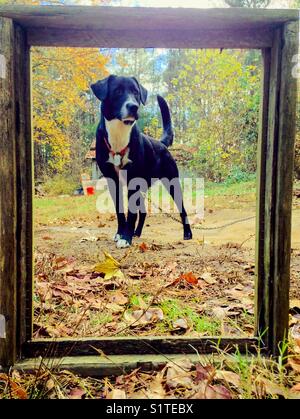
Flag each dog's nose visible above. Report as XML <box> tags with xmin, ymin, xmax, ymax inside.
<box><xmin>126</xmin><ymin>103</ymin><xmax>138</xmax><ymax>114</ymax></box>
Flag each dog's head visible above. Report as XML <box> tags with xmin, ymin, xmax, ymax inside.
<box><xmin>91</xmin><ymin>75</ymin><xmax>148</xmax><ymax>126</ymax></box>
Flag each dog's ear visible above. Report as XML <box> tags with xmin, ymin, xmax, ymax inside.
<box><xmin>132</xmin><ymin>77</ymin><xmax>148</xmax><ymax>105</ymax></box>
<box><xmin>91</xmin><ymin>75</ymin><xmax>114</xmax><ymax>101</ymax></box>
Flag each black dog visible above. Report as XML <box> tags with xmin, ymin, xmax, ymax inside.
<box><xmin>91</xmin><ymin>75</ymin><xmax>192</xmax><ymax>248</ymax></box>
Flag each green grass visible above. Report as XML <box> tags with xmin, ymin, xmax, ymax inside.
<box><xmin>34</xmin><ymin>195</ymin><xmax>98</xmax><ymax>225</ymax></box>
<box><xmin>204</xmin><ymin>179</ymin><xmax>256</xmax><ymax>197</ymax></box>
<box><xmin>34</xmin><ymin>178</ymin><xmax>257</xmax><ymax>225</ymax></box>
<box><xmin>159</xmin><ymin>299</ymin><xmax>221</xmax><ymax>335</ymax></box>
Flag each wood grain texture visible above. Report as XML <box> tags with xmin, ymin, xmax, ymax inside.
<box><xmin>255</xmin><ymin>48</ymin><xmax>271</xmax><ymax>342</ymax></box>
<box><xmin>255</xmin><ymin>21</ymin><xmax>299</xmax><ymax>356</ymax></box>
<box><xmin>14</xmin><ymin>354</ymin><xmax>244</xmax><ymax>377</ymax></box>
<box><xmin>0</xmin><ymin>6</ymin><xmax>298</xmax><ymax>31</ymax></box>
<box><xmin>23</xmin><ymin>337</ymin><xmax>259</xmax><ymax>358</ymax></box>
<box><xmin>14</xmin><ymin>23</ymin><xmax>33</xmax><ymax>354</ymax></box>
<box><xmin>0</xmin><ymin>17</ymin><xmax>17</xmax><ymax>367</ymax></box>
<box><xmin>272</xmin><ymin>20</ymin><xmax>299</xmax><ymax>355</ymax></box>
<box><xmin>27</xmin><ymin>28</ymin><xmax>275</xmax><ymax>49</ymax></box>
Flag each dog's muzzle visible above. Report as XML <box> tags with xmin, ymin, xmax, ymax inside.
<box><xmin>122</xmin><ymin>116</ymin><xmax>136</xmax><ymax>126</ymax></box>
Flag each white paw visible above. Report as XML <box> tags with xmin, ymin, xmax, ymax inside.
<box><xmin>113</xmin><ymin>233</ymin><xmax>121</xmax><ymax>242</ymax></box>
<box><xmin>116</xmin><ymin>239</ymin><xmax>131</xmax><ymax>249</ymax></box>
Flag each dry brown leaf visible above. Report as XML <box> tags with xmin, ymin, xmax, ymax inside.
<box><xmin>212</xmin><ymin>307</ymin><xmax>228</xmax><ymax>320</ymax></box>
<box><xmin>173</xmin><ymin>318</ymin><xmax>188</xmax><ymax>330</ymax></box>
<box><xmin>200</xmin><ymin>272</ymin><xmax>217</xmax><ymax>285</ymax></box>
<box><xmin>107</xmin><ymin>389</ymin><xmax>126</xmax><ymax>399</ymax></box>
<box><xmin>69</xmin><ymin>387</ymin><xmax>86</xmax><ymax>399</ymax></box>
<box><xmin>192</xmin><ymin>382</ymin><xmax>232</xmax><ymax>399</ymax></box>
<box><xmin>0</xmin><ymin>374</ymin><xmax>28</xmax><ymax>399</ymax></box>
<box><xmin>147</xmin><ymin>371</ymin><xmax>166</xmax><ymax>399</ymax></box>
<box><xmin>288</xmin><ymin>357</ymin><xmax>300</xmax><ymax>373</ymax></box>
<box><xmin>106</xmin><ymin>303</ymin><xmax>124</xmax><ymax>313</ymax></box>
<box><xmin>46</xmin><ymin>378</ymin><xmax>55</xmax><ymax>391</ymax></box>
<box><xmin>291</xmin><ymin>383</ymin><xmax>300</xmax><ymax>393</ymax></box>
<box><xmin>166</xmin><ymin>360</ymin><xmax>193</xmax><ymax>389</ymax></box>
<box><xmin>291</xmin><ymin>324</ymin><xmax>300</xmax><ymax>341</ymax></box>
<box><xmin>124</xmin><ymin>307</ymin><xmax>164</xmax><ymax>326</ymax></box>
<box><xmin>109</xmin><ymin>291</ymin><xmax>128</xmax><ymax>306</ymax></box>
<box><xmin>215</xmin><ymin>370</ymin><xmax>241</xmax><ymax>388</ymax></box>
<box><xmin>195</xmin><ymin>364</ymin><xmax>215</xmax><ymax>383</ymax></box>
<box><xmin>255</xmin><ymin>377</ymin><xmax>286</xmax><ymax>398</ymax></box>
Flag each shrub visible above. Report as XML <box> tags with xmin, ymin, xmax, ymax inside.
<box><xmin>42</xmin><ymin>174</ymin><xmax>79</xmax><ymax>196</ymax></box>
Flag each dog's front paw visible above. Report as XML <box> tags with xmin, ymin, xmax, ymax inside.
<box><xmin>184</xmin><ymin>230</ymin><xmax>193</xmax><ymax>240</ymax></box>
<box><xmin>116</xmin><ymin>238</ymin><xmax>131</xmax><ymax>249</ymax></box>
<box><xmin>113</xmin><ymin>233</ymin><xmax>122</xmax><ymax>242</ymax></box>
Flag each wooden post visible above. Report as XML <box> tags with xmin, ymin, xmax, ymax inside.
<box><xmin>0</xmin><ymin>19</ymin><xmax>32</xmax><ymax>368</ymax></box>
<box><xmin>256</xmin><ymin>21</ymin><xmax>299</xmax><ymax>356</ymax></box>
<box><xmin>14</xmin><ymin>24</ymin><xmax>33</xmax><ymax>355</ymax></box>
<box><xmin>0</xmin><ymin>17</ymin><xmax>17</xmax><ymax>367</ymax></box>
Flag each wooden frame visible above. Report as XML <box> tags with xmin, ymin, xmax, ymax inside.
<box><xmin>0</xmin><ymin>6</ymin><xmax>299</xmax><ymax>371</ymax></box>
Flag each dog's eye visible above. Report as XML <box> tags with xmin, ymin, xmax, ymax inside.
<box><xmin>115</xmin><ymin>88</ymin><xmax>123</xmax><ymax>96</ymax></box>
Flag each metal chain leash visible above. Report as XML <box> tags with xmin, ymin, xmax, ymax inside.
<box><xmin>142</xmin><ymin>192</ymin><xmax>255</xmax><ymax>230</ymax></box>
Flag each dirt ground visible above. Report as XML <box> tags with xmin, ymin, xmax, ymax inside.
<box><xmin>33</xmin><ymin>194</ymin><xmax>300</xmax><ymax>340</ymax></box>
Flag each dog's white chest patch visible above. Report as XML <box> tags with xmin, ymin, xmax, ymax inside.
<box><xmin>105</xmin><ymin>118</ymin><xmax>134</xmax><ymax>154</ymax></box>
<box><xmin>112</xmin><ymin>154</ymin><xmax>121</xmax><ymax>167</ymax></box>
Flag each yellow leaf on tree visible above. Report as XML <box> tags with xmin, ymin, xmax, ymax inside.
<box><xmin>94</xmin><ymin>251</ymin><xmax>124</xmax><ymax>280</ymax></box>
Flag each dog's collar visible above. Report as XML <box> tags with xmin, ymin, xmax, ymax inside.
<box><xmin>103</xmin><ymin>136</ymin><xmax>130</xmax><ymax>168</ymax></box>
<box><xmin>103</xmin><ymin>136</ymin><xmax>128</xmax><ymax>158</ymax></box>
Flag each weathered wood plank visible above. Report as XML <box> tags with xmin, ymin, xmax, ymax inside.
<box><xmin>0</xmin><ymin>17</ymin><xmax>17</xmax><ymax>367</ymax></box>
<box><xmin>14</xmin><ymin>354</ymin><xmax>241</xmax><ymax>377</ymax></box>
<box><xmin>27</xmin><ymin>28</ymin><xmax>275</xmax><ymax>49</ymax></box>
<box><xmin>23</xmin><ymin>337</ymin><xmax>259</xmax><ymax>358</ymax></box>
<box><xmin>14</xmin><ymin>23</ymin><xmax>33</xmax><ymax>354</ymax></box>
<box><xmin>272</xmin><ymin>21</ymin><xmax>299</xmax><ymax>355</ymax></box>
<box><xmin>255</xmin><ymin>48</ymin><xmax>271</xmax><ymax>340</ymax></box>
<box><xmin>256</xmin><ymin>21</ymin><xmax>299</xmax><ymax>355</ymax></box>
<box><xmin>0</xmin><ymin>6</ymin><xmax>298</xmax><ymax>31</ymax></box>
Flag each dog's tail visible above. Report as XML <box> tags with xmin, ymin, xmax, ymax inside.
<box><xmin>157</xmin><ymin>95</ymin><xmax>174</xmax><ymax>148</ymax></box>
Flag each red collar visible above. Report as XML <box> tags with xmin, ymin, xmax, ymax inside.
<box><xmin>103</xmin><ymin>136</ymin><xmax>128</xmax><ymax>157</ymax></box>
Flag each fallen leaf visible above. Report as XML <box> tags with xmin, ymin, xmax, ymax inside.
<box><xmin>69</xmin><ymin>387</ymin><xmax>86</xmax><ymax>399</ymax></box>
<box><xmin>255</xmin><ymin>377</ymin><xmax>286</xmax><ymax>398</ymax></box>
<box><xmin>180</xmin><ymin>272</ymin><xmax>198</xmax><ymax>285</ymax></box>
<box><xmin>288</xmin><ymin>357</ymin><xmax>300</xmax><ymax>373</ymax></box>
<box><xmin>94</xmin><ymin>252</ymin><xmax>124</xmax><ymax>280</ymax></box>
<box><xmin>124</xmin><ymin>307</ymin><xmax>164</xmax><ymax>326</ymax></box>
<box><xmin>0</xmin><ymin>374</ymin><xmax>28</xmax><ymax>399</ymax></box>
<box><xmin>173</xmin><ymin>318</ymin><xmax>188</xmax><ymax>330</ymax></box>
<box><xmin>80</xmin><ymin>236</ymin><xmax>99</xmax><ymax>243</ymax></box>
<box><xmin>215</xmin><ymin>370</ymin><xmax>241</xmax><ymax>388</ymax></box>
<box><xmin>109</xmin><ymin>291</ymin><xmax>128</xmax><ymax>306</ymax></box>
<box><xmin>139</xmin><ymin>242</ymin><xmax>148</xmax><ymax>252</ymax></box>
<box><xmin>107</xmin><ymin>389</ymin><xmax>126</xmax><ymax>399</ymax></box>
<box><xmin>212</xmin><ymin>306</ymin><xmax>228</xmax><ymax>320</ymax></box>
<box><xmin>195</xmin><ymin>364</ymin><xmax>215</xmax><ymax>383</ymax></box>
<box><xmin>166</xmin><ymin>360</ymin><xmax>193</xmax><ymax>389</ymax></box>
<box><xmin>147</xmin><ymin>371</ymin><xmax>166</xmax><ymax>399</ymax></box>
<box><xmin>165</xmin><ymin>272</ymin><xmax>198</xmax><ymax>288</ymax></box>
<box><xmin>192</xmin><ymin>382</ymin><xmax>231</xmax><ymax>399</ymax></box>
<box><xmin>291</xmin><ymin>383</ymin><xmax>300</xmax><ymax>393</ymax></box>
<box><xmin>106</xmin><ymin>303</ymin><xmax>124</xmax><ymax>313</ymax></box>
<box><xmin>200</xmin><ymin>272</ymin><xmax>217</xmax><ymax>284</ymax></box>
<box><xmin>46</xmin><ymin>378</ymin><xmax>55</xmax><ymax>391</ymax></box>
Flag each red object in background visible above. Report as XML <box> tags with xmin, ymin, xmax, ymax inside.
<box><xmin>86</xmin><ymin>186</ymin><xmax>95</xmax><ymax>196</ymax></box>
